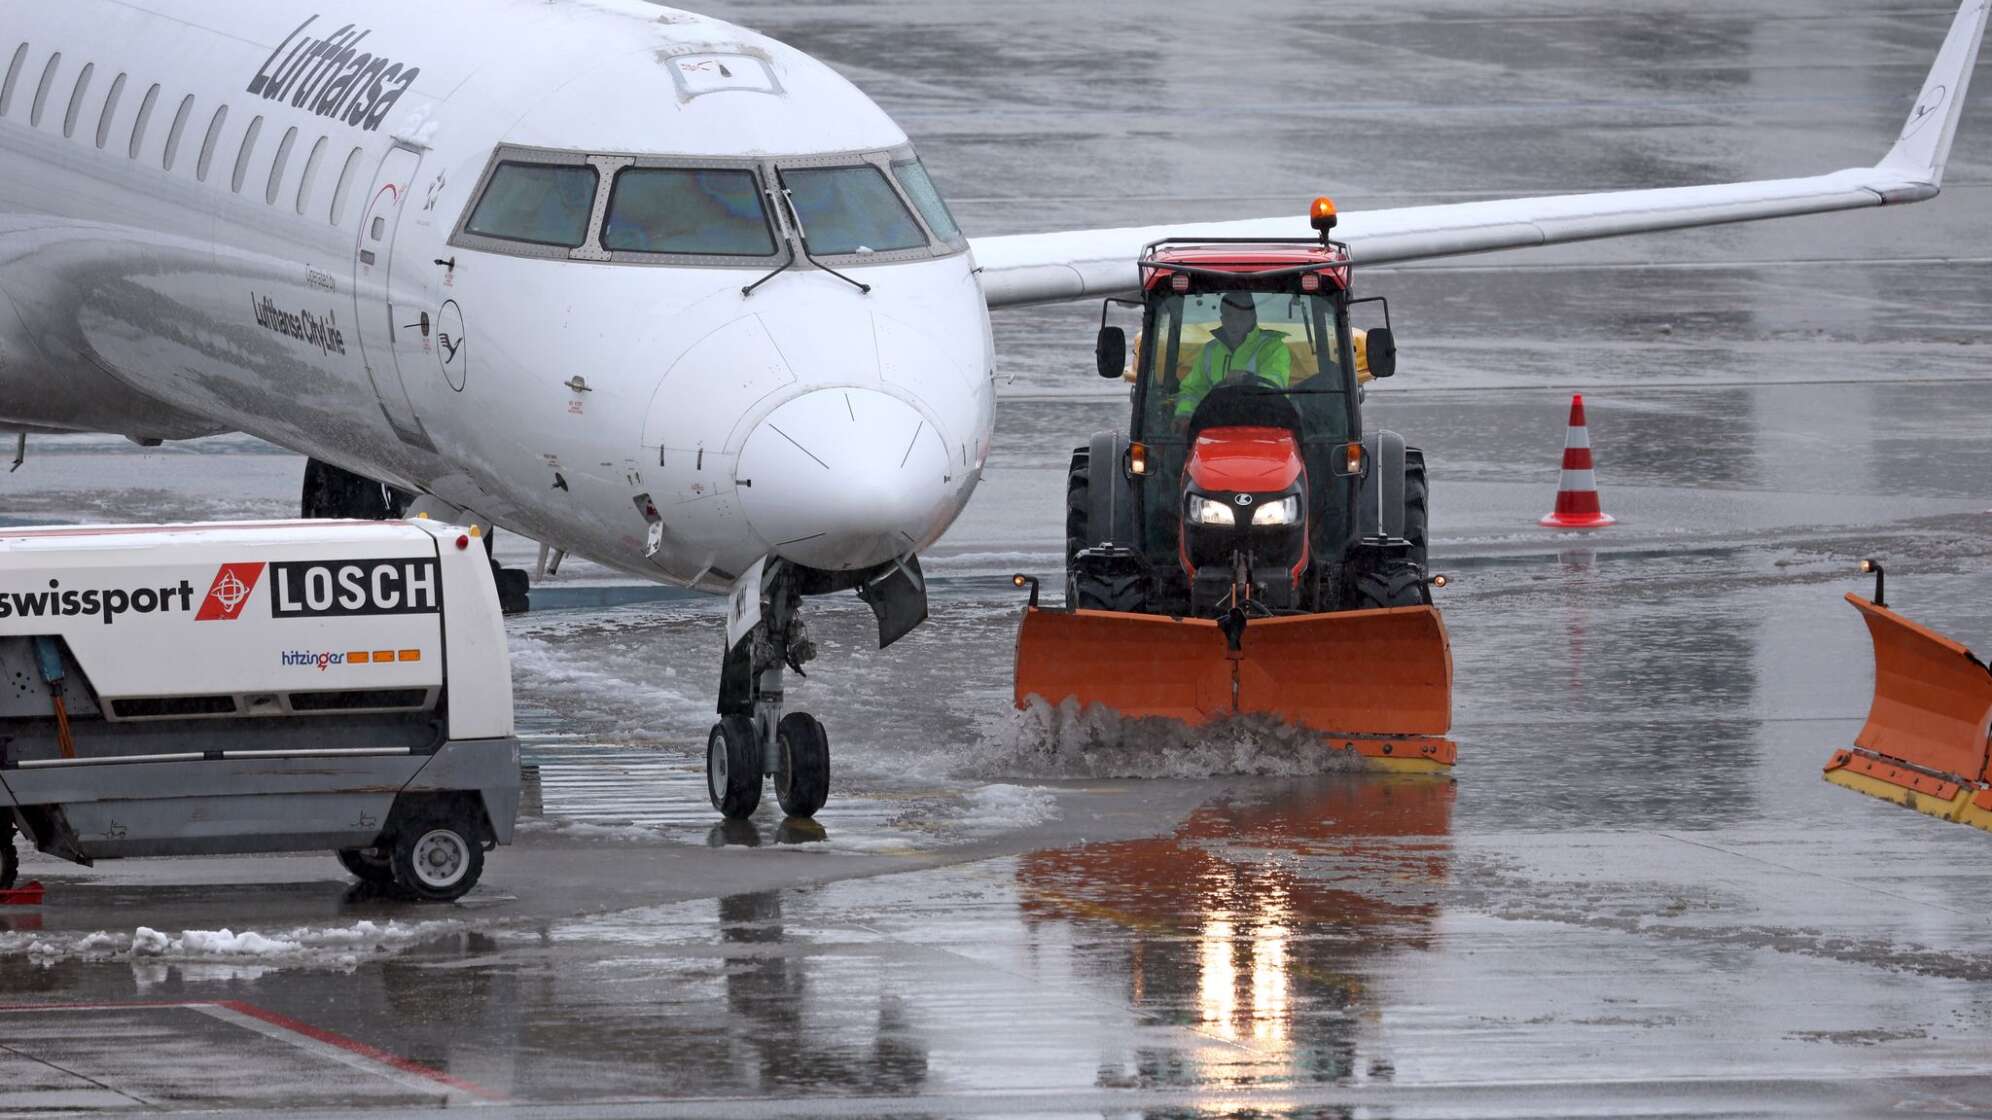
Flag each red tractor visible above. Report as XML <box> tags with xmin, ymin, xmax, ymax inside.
<box><xmin>1013</xmin><ymin>200</ymin><xmax>1453</xmax><ymax>770</ymax></box>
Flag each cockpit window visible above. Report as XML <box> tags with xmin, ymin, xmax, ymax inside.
<box><xmin>782</xmin><ymin>165</ymin><xmax>927</xmax><ymax>255</ymax></box>
<box><xmin>603</xmin><ymin>168</ymin><xmax>775</xmax><ymax>256</ymax></box>
<box><xmin>890</xmin><ymin>158</ymin><xmax>961</xmax><ymax>244</ymax></box>
<box><xmin>464</xmin><ymin>161</ymin><xmax>598</xmax><ymax>249</ymax></box>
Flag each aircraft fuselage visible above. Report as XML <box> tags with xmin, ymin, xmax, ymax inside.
<box><xmin>0</xmin><ymin>0</ymin><xmax>997</xmax><ymax>590</ymax></box>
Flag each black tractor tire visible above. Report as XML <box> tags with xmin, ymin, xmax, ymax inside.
<box><xmin>774</xmin><ymin>712</ymin><xmax>830</xmax><ymax>819</ymax></box>
<box><xmin>707</xmin><ymin>715</ymin><xmax>763</xmax><ymax>820</ymax></box>
<box><xmin>1403</xmin><ymin>447</ymin><xmax>1429</xmax><ymax>573</ymax></box>
<box><xmin>1063</xmin><ymin>448</ymin><xmax>1091</xmax><ymax>569</ymax></box>
<box><xmin>336</xmin><ymin>846</ymin><xmax>396</xmax><ymax>886</ymax></box>
<box><xmin>1352</xmin><ymin>559</ymin><xmax>1431</xmax><ymax>609</ymax></box>
<box><xmin>1063</xmin><ymin>447</ymin><xmax>1151</xmax><ymax>612</ymax></box>
<box><xmin>389</xmin><ymin>809</ymin><xmax>485</xmax><ymax>902</ymax></box>
<box><xmin>1</xmin><ymin>819</ymin><xmax>17</xmax><ymax>891</ymax></box>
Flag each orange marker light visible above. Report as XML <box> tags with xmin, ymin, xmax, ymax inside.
<box><xmin>398</xmin><ymin>649</ymin><xmax>421</xmax><ymax>662</ymax></box>
<box><xmin>1310</xmin><ymin>195</ymin><xmax>1338</xmax><ymax>233</ymax></box>
<box><xmin>1129</xmin><ymin>442</ymin><xmax>1149</xmax><ymax>476</ymax></box>
<box><xmin>348</xmin><ymin>651</ymin><xmax>371</xmax><ymax>664</ymax></box>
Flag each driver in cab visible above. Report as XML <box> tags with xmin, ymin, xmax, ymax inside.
<box><xmin>1173</xmin><ymin>291</ymin><xmax>1292</xmax><ymax>427</ymax></box>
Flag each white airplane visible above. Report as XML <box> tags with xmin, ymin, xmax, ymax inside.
<box><xmin>0</xmin><ymin>0</ymin><xmax>1983</xmax><ymax>820</ymax></box>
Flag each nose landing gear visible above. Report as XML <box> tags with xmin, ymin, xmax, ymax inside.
<box><xmin>706</xmin><ymin>562</ymin><xmax>828</xmax><ymax>820</ymax></box>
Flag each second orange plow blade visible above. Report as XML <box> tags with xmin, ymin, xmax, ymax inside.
<box><xmin>1823</xmin><ymin>594</ymin><xmax>1992</xmax><ymax>832</ymax></box>
<box><xmin>1014</xmin><ymin>605</ymin><xmax>1454</xmax><ymax>771</ymax></box>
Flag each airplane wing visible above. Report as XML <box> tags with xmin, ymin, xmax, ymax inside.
<box><xmin>970</xmin><ymin>0</ymin><xmax>1987</xmax><ymax>309</ymax></box>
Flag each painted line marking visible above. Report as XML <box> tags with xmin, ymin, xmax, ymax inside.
<box><xmin>0</xmin><ymin>1000</ymin><xmax>503</xmax><ymax>1103</ymax></box>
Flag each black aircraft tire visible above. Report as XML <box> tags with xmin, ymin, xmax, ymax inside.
<box><xmin>390</xmin><ymin>811</ymin><xmax>484</xmax><ymax>902</ymax></box>
<box><xmin>336</xmin><ymin>846</ymin><xmax>396</xmax><ymax>886</ymax></box>
<box><xmin>1404</xmin><ymin>448</ymin><xmax>1430</xmax><ymax>574</ymax></box>
<box><xmin>1</xmin><ymin>820</ymin><xmax>17</xmax><ymax>891</ymax></box>
<box><xmin>707</xmin><ymin>715</ymin><xmax>763</xmax><ymax>820</ymax></box>
<box><xmin>774</xmin><ymin>712</ymin><xmax>830</xmax><ymax>819</ymax></box>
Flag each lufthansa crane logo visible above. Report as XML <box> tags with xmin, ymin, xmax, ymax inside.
<box><xmin>1900</xmin><ymin>83</ymin><xmax>1947</xmax><ymax>141</ymax></box>
<box><xmin>437</xmin><ymin>300</ymin><xmax>467</xmax><ymax>391</ymax></box>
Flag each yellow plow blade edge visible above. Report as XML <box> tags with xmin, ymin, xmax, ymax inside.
<box><xmin>1014</xmin><ymin>605</ymin><xmax>1455</xmax><ymax>771</ymax></box>
<box><xmin>1823</xmin><ymin>594</ymin><xmax>1992</xmax><ymax>832</ymax></box>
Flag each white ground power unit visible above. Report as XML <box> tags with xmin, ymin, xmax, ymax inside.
<box><xmin>0</xmin><ymin>519</ymin><xmax>521</xmax><ymax>901</ymax></box>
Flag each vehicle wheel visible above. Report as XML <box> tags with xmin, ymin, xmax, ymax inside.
<box><xmin>707</xmin><ymin>715</ymin><xmax>762</xmax><ymax>820</ymax></box>
<box><xmin>1</xmin><ymin>820</ymin><xmax>17</xmax><ymax>891</ymax></box>
<box><xmin>774</xmin><ymin>712</ymin><xmax>830</xmax><ymax>818</ymax></box>
<box><xmin>1352</xmin><ymin>557</ymin><xmax>1430</xmax><ymax>609</ymax></box>
<box><xmin>390</xmin><ymin>810</ymin><xmax>484</xmax><ymax>902</ymax></box>
<box><xmin>336</xmin><ymin>846</ymin><xmax>396</xmax><ymax>886</ymax></box>
<box><xmin>1063</xmin><ymin>448</ymin><xmax>1090</xmax><ymax>571</ymax></box>
<box><xmin>1403</xmin><ymin>447</ymin><xmax>1429</xmax><ymax>573</ymax></box>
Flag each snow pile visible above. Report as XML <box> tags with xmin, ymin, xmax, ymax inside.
<box><xmin>7</xmin><ymin>918</ymin><xmax>460</xmax><ymax>969</ymax></box>
<box><xmin>159</xmin><ymin>928</ymin><xmax>303</xmax><ymax>957</ymax></box>
<box><xmin>978</xmin><ymin>698</ymin><xmax>1374</xmax><ymax>779</ymax></box>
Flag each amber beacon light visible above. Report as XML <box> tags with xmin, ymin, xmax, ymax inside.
<box><xmin>1310</xmin><ymin>196</ymin><xmax>1338</xmax><ymax>235</ymax></box>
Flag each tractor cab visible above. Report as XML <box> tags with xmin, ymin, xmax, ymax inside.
<box><xmin>1081</xmin><ymin>217</ymin><xmax>1409</xmax><ymax>618</ymax></box>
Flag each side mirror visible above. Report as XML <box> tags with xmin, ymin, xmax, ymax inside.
<box><xmin>1365</xmin><ymin>327</ymin><xmax>1396</xmax><ymax>379</ymax></box>
<box><xmin>1096</xmin><ymin>326</ymin><xmax>1126</xmax><ymax>379</ymax></box>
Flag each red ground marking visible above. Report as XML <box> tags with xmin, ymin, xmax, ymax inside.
<box><xmin>216</xmin><ymin>1000</ymin><xmax>504</xmax><ymax>1101</ymax></box>
<box><xmin>0</xmin><ymin>999</ymin><xmax>503</xmax><ymax>1101</ymax></box>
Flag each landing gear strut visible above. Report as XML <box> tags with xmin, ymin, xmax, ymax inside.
<box><xmin>707</xmin><ymin>562</ymin><xmax>828</xmax><ymax>820</ymax></box>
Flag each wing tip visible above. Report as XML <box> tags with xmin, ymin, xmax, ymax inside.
<box><xmin>1876</xmin><ymin>0</ymin><xmax>1989</xmax><ymax>186</ymax></box>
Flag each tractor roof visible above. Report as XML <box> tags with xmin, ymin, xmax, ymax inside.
<box><xmin>1140</xmin><ymin>238</ymin><xmax>1353</xmax><ymax>291</ymax></box>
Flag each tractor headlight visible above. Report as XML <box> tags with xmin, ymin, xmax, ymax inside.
<box><xmin>1186</xmin><ymin>494</ymin><xmax>1236</xmax><ymax>526</ymax></box>
<box><xmin>1251</xmin><ymin>495</ymin><xmax>1301</xmax><ymax>527</ymax></box>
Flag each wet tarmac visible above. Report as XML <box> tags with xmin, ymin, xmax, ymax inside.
<box><xmin>4</xmin><ymin>0</ymin><xmax>1992</xmax><ymax>1116</ymax></box>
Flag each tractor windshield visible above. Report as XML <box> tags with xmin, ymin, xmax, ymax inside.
<box><xmin>1135</xmin><ymin>289</ymin><xmax>1352</xmax><ymax>440</ymax></box>
<box><xmin>1128</xmin><ymin>287</ymin><xmax>1357</xmax><ymax>564</ymax></box>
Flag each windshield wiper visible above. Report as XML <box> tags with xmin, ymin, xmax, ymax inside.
<box><xmin>741</xmin><ymin>188</ymin><xmax>798</xmax><ymax>298</ymax></box>
<box><xmin>772</xmin><ymin>178</ymin><xmax>871</xmax><ymax>295</ymax></box>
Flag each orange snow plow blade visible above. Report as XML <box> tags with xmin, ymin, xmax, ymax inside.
<box><xmin>1014</xmin><ymin>604</ymin><xmax>1455</xmax><ymax>772</ymax></box>
<box><xmin>1823</xmin><ymin>594</ymin><xmax>1992</xmax><ymax>832</ymax></box>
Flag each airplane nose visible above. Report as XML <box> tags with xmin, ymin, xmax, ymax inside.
<box><xmin>734</xmin><ymin>388</ymin><xmax>953</xmax><ymax>571</ymax></box>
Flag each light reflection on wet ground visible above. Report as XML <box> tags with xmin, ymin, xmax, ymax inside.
<box><xmin>4</xmin><ymin>0</ymin><xmax>1992</xmax><ymax>1113</ymax></box>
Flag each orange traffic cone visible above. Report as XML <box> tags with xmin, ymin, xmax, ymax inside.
<box><xmin>1540</xmin><ymin>394</ymin><xmax>1615</xmax><ymax>528</ymax></box>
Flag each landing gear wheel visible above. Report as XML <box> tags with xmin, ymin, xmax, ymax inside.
<box><xmin>390</xmin><ymin>811</ymin><xmax>484</xmax><ymax>902</ymax></box>
<box><xmin>774</xmin><ymin>712</ymin><xmax>830</xmax><ymax>819</ymax></box>
<box><xmin>335</xmin><ymin>846</ymin><xmax>395</xmax><ymax>886</ymax></box>
<box><xmin>707</xmin><ymin>715</ymin><xmax>762</xmax><ymax>820</ymax></box>
<box><xmin>1</xmin><ymin>819</ymin><xmax>17</xmax><ymax>890</ymax></box>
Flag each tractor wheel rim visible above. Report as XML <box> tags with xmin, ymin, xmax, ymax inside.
<box><xmin>709</xmin><ymin>736</ymin><xmax>727</xmax><ymax>794</ymax></box>
<box><xmin>411</xmin><ymin>830</ymin><xmax>468</xmax><ymax>888</ymax></box>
